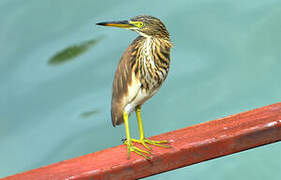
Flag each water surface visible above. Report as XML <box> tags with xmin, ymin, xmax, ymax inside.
<box><xmin>0</xmin><ymin>0</ymin><xmax>280</xmax><ymax>179</ymax></box>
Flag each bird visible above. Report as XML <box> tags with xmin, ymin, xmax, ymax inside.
<box><xmin>96</xmin><ymin>15</ymin><xmax>173</xmax><ymax>159</ymax></box>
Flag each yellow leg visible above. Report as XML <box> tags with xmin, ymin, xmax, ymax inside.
<box><xmin>123</xmin><ymin>112</ymin><xmax>151</xmax><ymax>159</ymax></box>
<box><xmin>131</xmin><ymin>107</ymin><xmax>170</xmax><ymax>150</ymax></box>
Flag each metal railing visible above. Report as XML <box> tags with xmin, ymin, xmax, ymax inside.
<box><xmin>2</xmin><ymin>102</ymin><xmax>281</xmax><ymax>180</ymax></box>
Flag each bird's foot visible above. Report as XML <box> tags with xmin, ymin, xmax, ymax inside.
<box><xmin>131</xmin><ymin>138</ymin><xmax>171</xmax><ymax>151</ymax></box>
<box><xmin>124</xmin><ymin>139</ymin><xmax>151</xmax><ymax>160</ymax></box>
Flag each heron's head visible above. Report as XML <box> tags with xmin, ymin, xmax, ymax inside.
<box><xmin>96</xmin><ymin>15</ymin><xmax>169</xmax><ymax>39</ymax></box>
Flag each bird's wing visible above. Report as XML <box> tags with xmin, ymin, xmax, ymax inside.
<box><xmin>111</xmin><ymin>37</ymin><xmax>142</xmax><ymax>126</ymax></box>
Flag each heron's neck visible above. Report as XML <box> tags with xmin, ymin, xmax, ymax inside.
<box><xmin>139</xmin><ymin>36</ymin><xmax>172</xmax><ymax>70</ymax></box>
<box><xmin>134</xmin><ymin>36</ymin><xmax>172</xmax><ymax>90</ymax></box>
<box><xmin>139</xmin><ymin>36</ymin><xmax>172</xmax><ymax>55</ymax></box>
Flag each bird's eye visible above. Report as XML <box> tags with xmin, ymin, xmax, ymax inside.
<box><xmin>138</xmin><ymin>22</ymin><xmax>144</xmax><ymax>28</ymax></box>
<box><xmin>130</xmin><ymin>21</ymin><xmax>145</xmax><ymax>28</ymax></box>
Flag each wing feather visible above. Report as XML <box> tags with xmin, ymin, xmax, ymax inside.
<box><xmin>111</xmin><ymin>37</ymin><xmax>142</xmax><ymax>126</ymax></box>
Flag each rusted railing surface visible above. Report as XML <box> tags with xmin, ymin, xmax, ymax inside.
<box><xmin>2</xmin><ymin>102</ymin><xmax>281</xmax><ymax>180</ymax></box>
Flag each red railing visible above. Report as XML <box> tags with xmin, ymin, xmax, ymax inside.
<box><xmin>2</xmin><ymin>102</ymin><xmax>281</xmax><ymax>180</ymax></box>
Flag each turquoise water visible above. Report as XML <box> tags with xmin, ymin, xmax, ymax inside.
<box><xmin>1</xmin><ymin>0</ymin><xmax>281</xmax><ymax>179</ymax></box>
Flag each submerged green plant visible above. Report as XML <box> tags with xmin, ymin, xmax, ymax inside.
<box><xmin>80</xmin><ymin>109</ymin><xmax>100</xmax><ymax>118</ymax></box>
<box><xmin>48</xmin><ymin>36</ymin><xmax>104</xmax><ymax>65</ymax></box>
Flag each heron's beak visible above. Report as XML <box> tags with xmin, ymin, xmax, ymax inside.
<box><xmin>96</xmin><ymin>20</ymin><xmax>135</xmax><ymax>29</ymax></box>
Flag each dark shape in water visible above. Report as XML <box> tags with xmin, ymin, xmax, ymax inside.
<box><xmin>80</xmin><ymin>109</ymin><xmax>100</xmax><ymax>118</ymax></box>
<box><xmin>48</xmin><ymin>36</ymin><xmax>104</xmax><ymax>65</ymax></box>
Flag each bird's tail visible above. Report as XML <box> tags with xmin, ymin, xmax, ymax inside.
<box><xmin>111</xmin><ymin>101</ymin><xmax>124</xmax><ymax>127</ymax></box>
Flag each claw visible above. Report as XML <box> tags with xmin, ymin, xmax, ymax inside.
<box><xmin>121</xmin><ymin>138</ymin><xmax>127</xmax><ymax>143</ymax></box>
<box><xmin>124</xmin><ymin>140</ymin><xmax>151</xmax><ymax>160</ymax></box>
<box><xmin>132</xmin><ymin>138</ymin><xmax>171</xmax><ymax>151</ymax></box>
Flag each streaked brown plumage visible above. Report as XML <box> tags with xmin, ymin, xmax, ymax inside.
<box><xmin>97</xmin><ymin>15</ymin><xmax>173</xmax><ymax>159</ymax></box>
<box><xmin>111</xmin><ymin>35</ymin><xmax>172</xmax><ymax>126</ymax></box>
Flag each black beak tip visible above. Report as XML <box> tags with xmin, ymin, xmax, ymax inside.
<box><xmin>96</xmin><ymin>22</ymin><xmax>106</xmax><ymax>26</ymax></box>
